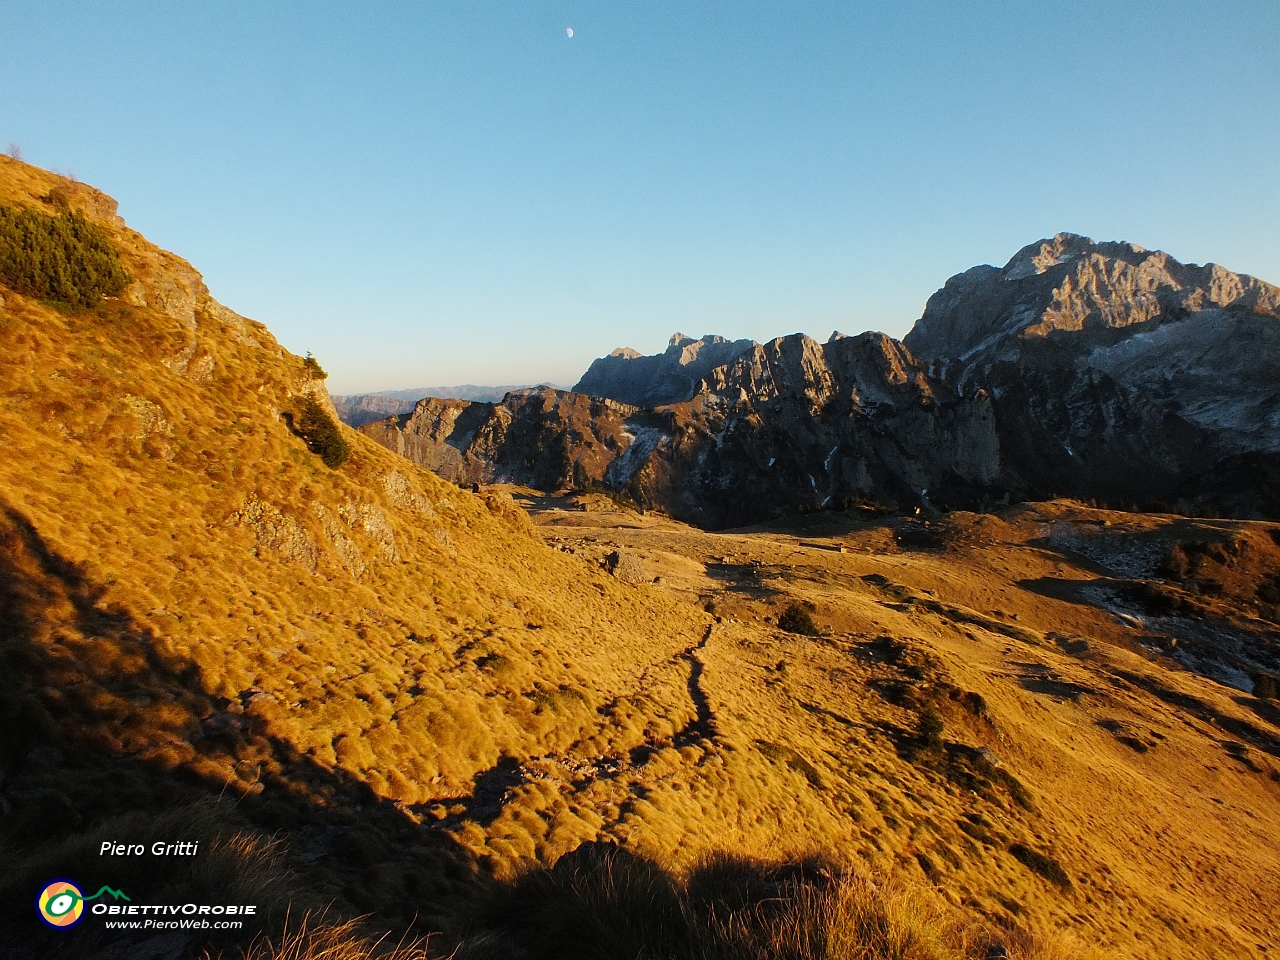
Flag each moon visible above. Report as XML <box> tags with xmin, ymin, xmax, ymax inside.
<box><xmin>566</xmin><ymin>27</ymin><xmax>573</xmax><ymax>38</ymax></box>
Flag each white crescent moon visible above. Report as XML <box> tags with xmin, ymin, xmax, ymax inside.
<box><xmin>566</xmin><ymin>27</ymin><xmax>573</xmax><ymax>38</ymax></box>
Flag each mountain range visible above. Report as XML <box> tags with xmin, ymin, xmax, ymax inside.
<box><xmin>359</xmin><ymin>234</ymin><xmax>1280</xmax><ymax>528</ymax></box>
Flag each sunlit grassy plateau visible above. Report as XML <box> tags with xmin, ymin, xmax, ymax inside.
<box><xmin>0</xmin><ymin>157</ymin><xmax>1276</xmax><ymax>959</ymax></box>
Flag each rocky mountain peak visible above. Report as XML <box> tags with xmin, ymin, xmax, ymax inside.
<box><xmin>356</xmin><ymin>227</ymin><xmax>1279</xmax><ymax>525</ymax></box>
<box><xmin>1001</xmin><ymin>232</ymin><xmax>1148</xmax><ymax>280</ymax></box>
<box><xmin>573</xmin><ymin>332</ymin><xmax>756</xmax><ymax>407</ymax></box>
<box><xmin>905</xmin><ymin>233</ymin><xmax>1280</xmax><ymax>362</ymax></box>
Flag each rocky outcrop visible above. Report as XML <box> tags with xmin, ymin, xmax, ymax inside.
<box><xmin>121</xmin><ymin>247</ymin><xmax>209</xmax><ymax>332</ymax></box>
<box><xmin>232</xmin><ymin>498</ymin><xmax>319</xmax><ymax>571</ymax></box>
<box><xmin>573</xmin><ymin>333</ymin><xmax>755</xmax><ymax>407</ymax></box>
<box><xmin>362</xmin><ymin>336</ymin><xmax>1002</xmax><ymax>528</ymax></box>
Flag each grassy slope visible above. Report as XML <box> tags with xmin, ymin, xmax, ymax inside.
<box><xmin>5</xmin><ymin>160</ymin><xmax>1044</xmax><ymax>960</ymax></box>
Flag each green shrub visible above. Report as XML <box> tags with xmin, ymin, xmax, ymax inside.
<box><xmin>778</xmin><ymin>603</ymin><xmax>820</xmax><ymax>636</ymax></box>
<box><xmin>293</xmin><ymin>396</ymin><xmax>350</xmax><ymax>468</ymax></box>
<box><xmin>0</xmin><ymin>202</ymin><xmax>130</xmax><ymax>308</ymax></box>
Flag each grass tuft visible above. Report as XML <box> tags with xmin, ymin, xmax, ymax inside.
<box><xmin>224</xmin><ymin>910</ymin><xmax>432</xmax><ymax>960</ymax></box>
<box><xmin>1008</xmin><ymin>843</ymin><xmax>1073</xmax><ymax>892</ymax></box>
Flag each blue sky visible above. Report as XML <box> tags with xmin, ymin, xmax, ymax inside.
<box><xmin>3</xmin><ymin>1</ymin><xmax>1277</xmax><ymax>393</ymax></box>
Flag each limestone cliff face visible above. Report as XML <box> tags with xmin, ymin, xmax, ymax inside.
<box><xmin>671</xmin><ymin>332</ymin><xmax>1001</xmax><ymax>525</ymax></box>
<box><xmin>362</xmin><ymin>333</ymin><xmax>1003</xmax><ymax>528</ymax></box>
<box><xmin>906</xmin><ymin>232</ymin><xmax>1280</xmax><ymax>363</ymax></box>
<box><xmin>905</xmin><ymin>233</ymin><xmax>1280</xmax><ymax>516</ymax></box>
<box><xmin>360</xmin><ymin>389</ymin><xmax>643</xmax><ymax>492</ymax></box>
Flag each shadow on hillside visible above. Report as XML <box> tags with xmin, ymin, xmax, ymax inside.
<box><xmin>448</xmin><ymin>839</ymin><xmax>1060</xmax><ymax>960</ymax></box>
<box><xmin>451</xmin><ymin>842</ymin><xmax>832</xmax><ymax>960</ymax></box>
<box><xmin>701</xmin><ymin>560</ymin><xmax>785</xmax><ymax>598</ymax></box>
<box><xmin>1108</xmin><ymin>668</ymin><xmax>1280</xmax><ymax>762</ymax></box>
<box><xmin>1234</xmin><ymin>693</ymin><xmax>1280</xmax><ymax>733</ymax></box>
<box><xmin>1016</xmin><ymin>675</ymin><xmax>1094</xmax><ymax>702</ymax></box>
<box><xmin>449</xmin><ymin>756</ymin><xmax>525</xmax><ymax>828</ymax></box>
<box><xmin>723</xmin><ymin>511</ymin><xmax>899</xmax><ymax>539</ymax></box>
<box><xmin>1014</xmin><ymin>574</ymin><xmax>1118</xmax><ymax>605</ymax></box>
<box><xmin>0</xmin><ymin>502</ymin><xmax>490</xmax><ymax>958</ymax></box>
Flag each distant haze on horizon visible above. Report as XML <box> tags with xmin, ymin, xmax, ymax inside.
<box><xmin>3</xmin><ymin>1</ymin><xmax>1277</xmax><ymax>394</ymax></box>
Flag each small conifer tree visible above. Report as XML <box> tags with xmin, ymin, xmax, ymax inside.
<box><xmin>302</xmin><ymin>351</ymin><xmax>328</xmax><ymax>379</ymax></box>
<box><xmin>294</xmin><ymin>396</ymin><xmax>350</xmax><ymax>468</ymax></box>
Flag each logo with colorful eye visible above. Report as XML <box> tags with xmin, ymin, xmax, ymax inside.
<box><xmin>36</xmin><ymin>879</ymin><xmax>130</xmax><ymax>929</ymax></box>
<box><xmin>37</xmin><ymin>880</ymin><xmax>84</xmax><ymax>928</ymax></box>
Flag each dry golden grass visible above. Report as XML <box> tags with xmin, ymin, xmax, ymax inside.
<box><xmin>513</xmin><ymin>492</ymin><xmax>1280</xmax><ymax>959</ymax></box>
<box><xmin>228</xmin><ymin>912</ymin><xmax>434</xmax><ymax>960</ymax></box>
<box><xmin>0</xmin><ymin>157</ymin><xmax>720</xmax><ymax>955</ymax></box>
